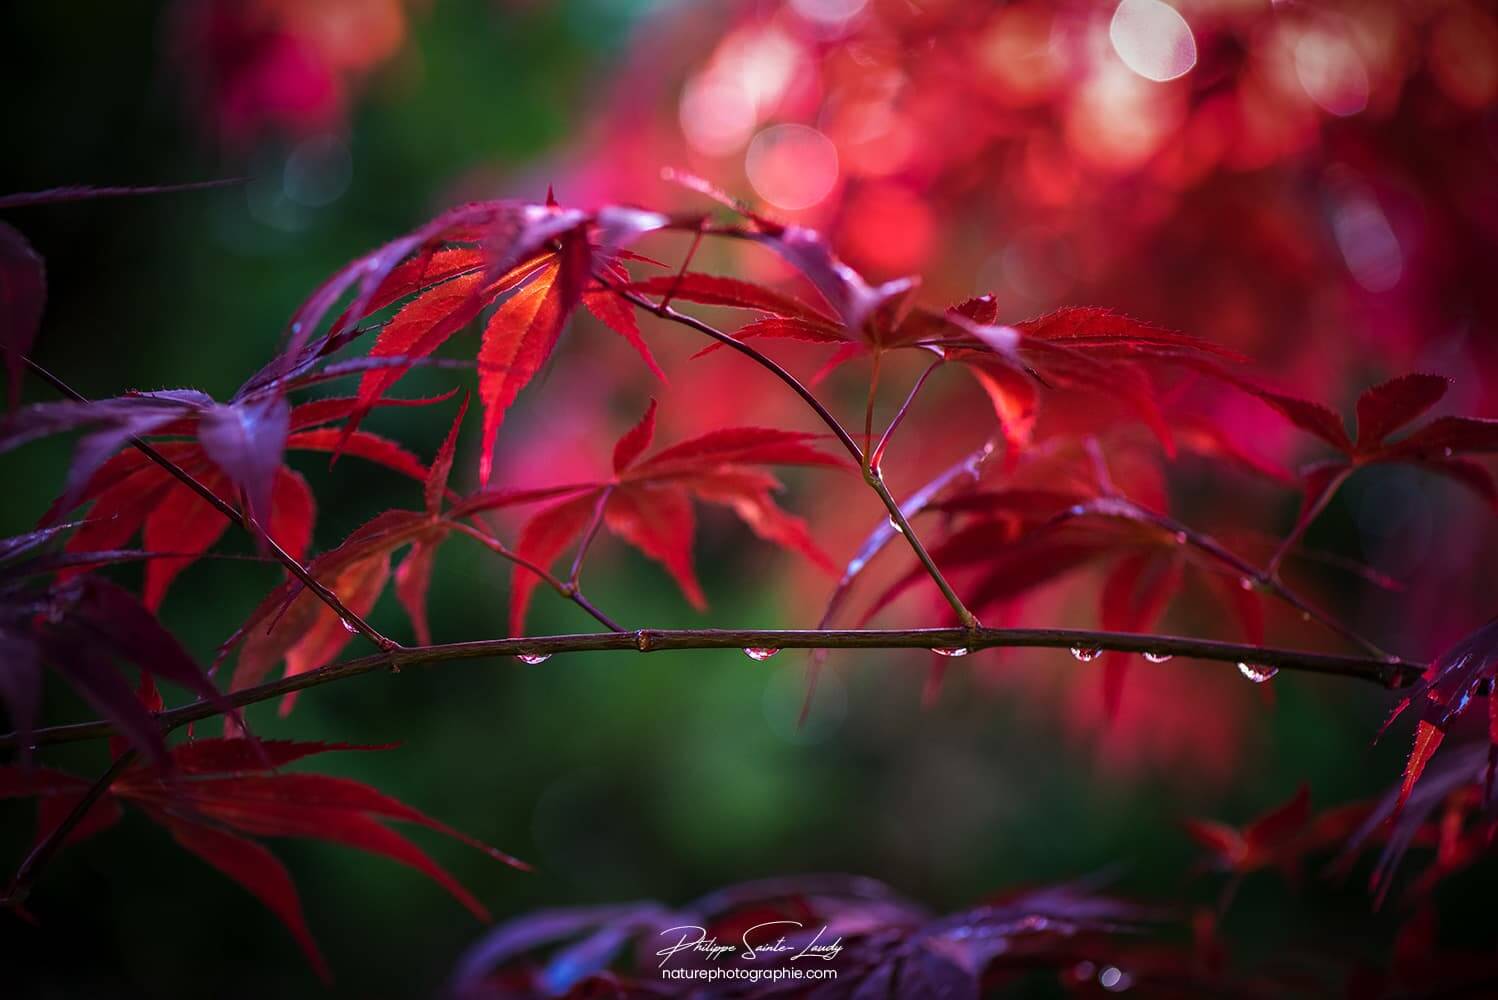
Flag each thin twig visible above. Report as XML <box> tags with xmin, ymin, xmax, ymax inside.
<box><xmin>23</xmin><ymin>359</ymin><xmax>396</xmax><ymax>651</ymax></box>
<box><xmin>1266</xmin><ymin>466</ymin><xmax>1353</xmax><ymax>578</ymax></box>
<box><xmin>1060</xmin><ymin>498</ymin><xmax>1390</xmax><ymax>660</ymax></box>
<box><xmin>449</xmin><ymin>520</ymin><xmax>625</xmax><ymax>632</ymax></box>
<box><xmin>0</xmin><ymin>628</ymin><xmax>1421</xmax><ymax>752</ymax></box>
<box><xmin>609</xmin><ymin>284</ymin><xmax>979</xmax><ymax>632</ymax></box>
<box><xmin>871</xmin><ymin>358</ymin><xmax>944</xmax><ymax>473</ymax></box>
<box><xmin>611</xmin><ymin>287</ymin><xmax>863</xmax><ymax>462</ymax></box>
<box><xmin>569</xmin><ymin>487</ymin><xmax>613</xmax><ymax>586</ymax></box>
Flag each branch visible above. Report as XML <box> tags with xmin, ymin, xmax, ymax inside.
<box><xmin>1</xmin><ymin>628</ymin><xmax>1420</xmax><ymax>751</ymax></box>
<box><xmin>23</xmin><ymin>358</ymin><xmax>396</xmax><ymax>651</ymax></box>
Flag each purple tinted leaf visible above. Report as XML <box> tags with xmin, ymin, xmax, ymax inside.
<box><xmin>449</xmin><ymin>904</ymin><xmax>669</xmax><ymax>996</ymax></box>
<box><xmin>60</xmin><ymin>576</ymin><xmax>224</xmax><ymax>705</ymax></box>
<box><xmin>1340</xmin><ymin>741</ymin><xmax>1487</xmax><ymax>902</ymax></box>
<box><xmin>196</xmin><ymin>394</ymin><xmax>291</xmax><ymax>527</ymax></box>
<box><xmin>0</xmin><ymin>395</ymin><xmax>210</xmax><ymax>511</ymax></box>
<box><xmin>750</xmin><ymin>226</ymin><xmax>919</xmax><ymax>334</ymax></box>
<box><xmin>593</xmin><ymin>205</ymin><xmax>670</xmax><ymax>251</ymax></box>
<box><xmin>0</xmin><ymin>521</ymin><xmax>88</xmax><ymax>564</ymax></box>
<box><xmin>43</xmin><ymin>632</ymin><xmax>167</xmax><ymax>766</ymax></box>
<box><xmin>0</xmin><ymin>179</ymin><xmax>240</xmax><ymax>210</ymax></box>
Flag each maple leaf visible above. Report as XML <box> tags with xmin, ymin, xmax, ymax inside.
<box><xmin>508</xmin><ymin>399</ymin><xmax>847</xmax><ymax>633</ymax></box>
<box><xmin>1383</xmin><ymin>616</ymin><xmax>1498</xmax><ymax>813</ymax></box>
<box><xmin>48</xmin><ymin>395</ymin><xmax>432</xmax><ymax>608</ymax></box>
<box><xmin>865</xmin><ymin>485</ymin><xmax>1265</xmax><ymax>674</ymax></box>
<box><xmin>449</xmin><ymin>872</ymin><xmax>1153</xmax><ymax>998</ymax></box>
<box><xmin>221</xmin><ymin>399</ymin><xmax>472</xmax><ymax>701</ymax></box>
<box><xmin>636</xmin><ymin>250</ymin><xmax>1238</xmax><ymax>459</ymax></box>
<box><xmin>263</xmin><ymin>197</ymin><xmax>665</xmax><ymax>485</ymax></box>
<box><xmin>1339</xmin><ymin>740</ymin><xmax>1491</xmax><ymax>906</ymax></box>
<box><xmin>0</xmin><ymin>739</ymin><xmax>525</xmax><ymax>981</ymax></box>
<box><xmin>0</xmin><ymin>533</ymin><xmax>236</xmax><ymax>767</ymax></box>
<box><xmin>1229</xmin><ymin>373</ymin><xmax>1498</xmax><ymax>541</ymax></box>
<box><xmin>1183</xmin><ymin>785</ymin><xmax>1312</xmax><ymax>876</ymax></box>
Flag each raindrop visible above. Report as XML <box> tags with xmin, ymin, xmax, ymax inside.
<box><xmin>1238</xmin><ymin>575</ymin><xmax>1256</xmax><ymax>591</ymax></box>
<box><xmin>1067</xmin><ymin>504</ymin><xmax>1087</xmax><ymax>517</ymax></box>
<box><xmin>887</xmin><ymin>517</ymin><xmax>905</xmax><ymax>534</ymax></box>
<box><xmin>1237</xmin><ymin>662</ymin><xmax>1278</xmax><ymax>683</ymax></box>
<box><xmin>1173</xmin><ymin>530</ymin><xmax>1188</xmax><ymax>544</ymax></box>
<box><xmin>517</xmin><ymin>652</ymin><xmax>551</xmax><ymax>665</ymax></box>
<box><xmin>1070</xmin><ymin>646</ymin><xmax>1102</xmax><ymax>662</ymax></box>
<box><xmin>743</xmin><ymin>647</ymin><xmax>781</xmax><ymax>661</ymax></box>
<box><xmin>932</xmin><ymin>647</ymin><xmax>969</xmax><ymax>657</ymax></box>
<box><xmin>1143</xmin><ymin>651</ymin><xmax>1173</xmax><ymax>663</ymax></box>
<box><xmin>339</xmin><ymin>617</ymin><xmax>358</xmax><ymax>634</ymax></box>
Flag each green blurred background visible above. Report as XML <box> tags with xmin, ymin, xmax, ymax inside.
<box><xmin>0</xmin><ymin>2</ymin><xmax>1472</xmax><ymax>996</ymax></box>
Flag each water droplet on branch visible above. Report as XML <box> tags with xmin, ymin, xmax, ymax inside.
<box><xmin>516</xmin><ymin>652</ymin><xmax>551</xmax><ymax>665</ymax></box>
<box><xmin>1070</xmin><ymin>645</ymin><xmax>1102</xmax><ymax>662</ymax></box>
<box><xmin>1237</xmin><ymin>662</ymin><xmax>1278</xmax><ymax>683</ymax></box>
<box><xmin>743</xmin><ymin>647</ymin><xmax>780</xmax><ymax>661</ymax></box>
<box><xmin>1143</xmin><ymin>651</ymin><xmax>1172</xmax><ymax>663</ymax></box>
<box><xmin>887</xmin><ymin>517</ymin><xmax>905</xmax><ymax>534</ymax></box>
<box><xmin>339</xmin><ymin>617</ymin><xmax>358</xmax><ymax>635</ymax></box>
<box><xmin>932</xmin><ymin>647</ymin><xmax>969</xmax><ymax>657</ymax></box>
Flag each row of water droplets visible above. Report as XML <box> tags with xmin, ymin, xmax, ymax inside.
<box><xmin>498</xmin><ymin>642</ymin><xmax>1277</xmax><ymax>683</ymax></box>
<box><xmin>735</xmin><ymin>643</ymin><xmax>1278</xmax><ymax>683</ymax></box>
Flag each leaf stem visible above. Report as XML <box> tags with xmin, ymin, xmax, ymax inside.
<box><xmin>608</xmin><ymin>284</ymin><xmax>979</xmax><ymax>633</ymax></box>
<box><xmin>448</xmin><ymin>520</ymin><xmax>625</xmax><ymax>632</ymax></box>
<box><xmin>569</xmin><ymin>486</ymin><xmax>613</xmax><ymax>587</ymax></box>
<box><xmin>871</xmin><ymin>358</ymin><xmax>944</xmax><ymax>474</ymax></box>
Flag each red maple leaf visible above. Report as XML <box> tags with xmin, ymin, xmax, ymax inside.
<box><xmin>0</xmin><ymin>738</ymin><xmax>525</xmax><ymax>981</ymax></box>
<box><xmin>50</xmin><ymin>395</ymin><xmax>432</xmax><ymax>608</ymax></box>
<box><xmin>506</xmin><ymin>399</ymin><xmax>847</xmax><ymax>633</ymax></box>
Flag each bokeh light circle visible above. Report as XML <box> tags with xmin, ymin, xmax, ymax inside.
<box><xmin>1109</xmin><ymin>0</ymin><xmax>1197</xmax><ymax>82</ymax></box>
<box><xmin>745</xmin><ymin>123</ymin><xmax>840</xmax><ymax>210</ymax></box>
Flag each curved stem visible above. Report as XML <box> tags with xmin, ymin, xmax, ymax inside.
<box><xmin>609</xmin><ymin>284</ymin><xmax>978</xmax><ymax>632</ymax></box>
<box><xmin>449</xmin><ymin>520</ymin><xmax>625</xmax><ymax>632</ymax></box>
<box><xmin>569</xmin><ymin>487</ymin><xmax>613</xmax><ymax>586</ymax></box>
<box><xmin>610</xmin><ymin>287</ymin><xmax>864</xmax><ymax>463</ymax></box>
<box><xmin>872</xmin><ymin>358</ymin><xmax>944</xmax><ymax>473</ymax></box>
<box><xmin>1</xmin><ymin>628</ymin><xmax>1418</xmax><ymax>751</ymax></box>
<box><xmin>1267</xmin><ymin>465</ymin><xmax>1353</xmax><ymax>578</ymax></box>
<box><xmin>1060</xmin><ymin>498</ymin><xmax>1391</xmax><ymax>661</ymax></box>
